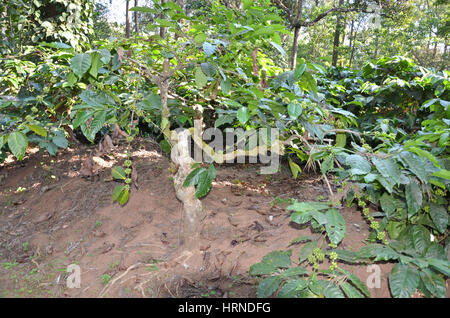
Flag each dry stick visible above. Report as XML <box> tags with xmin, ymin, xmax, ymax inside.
<box><xmin>99</xmin><ymin>262</ymin><xmax>143</xmax><ymax>297</ymax></box>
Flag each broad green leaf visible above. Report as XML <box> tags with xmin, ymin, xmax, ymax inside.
<box><xmin>27</xmin><ymin>125</ymin><xmax>47</xmax><ymax>137</ymax></box>
<box><xmin>277</xmin><ymin>279</ymin><xmax>308</xmax><ymax>298</ymax></box>
<box><xmin>280</xmin><ymin>266</ymin><xmax>308</xmax><ymax>278</ymax></box>
<box><xmin>195</xmin><ymin>67</ymin><xmax>207</xmax><ymax>88</ymax></box>
<box><xmin>237</xmin><ymin>107</ymin><xmax>250</xmax><ymax>125</ymax></box>
<box><xmin>431</xmin><ymin>169</ymin><xmax>450</xmax><ymax>180</ymax></box>
<box><xmin>111</xmin><ymin>166</ymin><xmax>126</xmax><ymax>180</ymax></box>
<box><xmin>323</xmin><ymin>282</ymin><xmax>345</xmax><ymax>298</ymax></box>
<box><xmin>202</xmin><ymin>42</ymin><xmax>216</xmax><ymax>56</ymax></box>
<box><xmin>257</xmin><ymin>276</ymin><xmax>282</xmax><ymax>298</ymax></box>
<box><xmin>183</xmin><ymin>168</ymin><xmax>206</xmax><ymax>187</ymax></box>
<box><xmin>399</xmin><ymin>151</ymin><xmax>429</xmax><ymax>183</ymax></box>
<box><xmin>249</xmin><ymin>262</ymin><xmax>278</xmax><ymax>276</ymax></box>
<box><xmin>389</xmin><ymin>263</ymin><xmax>419</xmax><ymax>298</ymax></box>
<box><xmin>372</xmin><ymin>157</ymin><xmax>401</xmax><ymax>185</ymax></box>
<box><xmin>89</xmin><ymin>51</ymin><xmax>102</xmax><ymax>78</ymax></box>
<box><xmin>89</xmin><ymin>111</ymin><xmax>107</xmax><ymax>141</ymax></box>
<box><xmin>419</xmin><ymin>268</ymin><xmax>446</xmax><ymax>298</ymax></box>
<box><xmin>287</xmin><ymin>103</ymin><xmax>302</xmax><ymax>120</ymax></box>
<box><xmin>194</xmin><ymin>33</ymin><xmax>206</xmax><ymax>44</ymax></box>
<box><xmin>262</xmin><ymin>250</ymin><xmax>292</xmax><ymax>268</ymax></box>
<box><xmin>341</xmin><ymin>282</ymin><xmax>364</xmax><ymax>298</ymax></box>
<box><xmin>214</xmin><ymin>114</ymin><xmax>234</xmax><ymax>128</ymax></box>
<box><xmin>112</xmin><ymin>185</ymin><xmax>125</xmax><ymax>202</ymax></box>
<box><xmin>405</xmin><ymin>179</ymin><xmax>422</xmax><ymax>217</ymax></box>
<box><xmin>345</xmin><ymin>154</ymin><xmax>371</xmax><ymax>175</ymax></box>
<box><xmin>335</xmin><ymin>133</ymin><xmax>346</xmax><ymax>148</ymax></box>
<box><xmin>288</xmin><ymin>158</ymin><xmax>301</xmax><ymax>179</ymax></box>
<box><xmin>299</xmin><ymin>241</ymin><xmax>316</xmax><ymax>263</ymax></box>
<box><xmin>70</xmin><ymin>53</ymin><xmax>92</xmax><ymax>78</ymax></box>
<box><xmin>290</xmin><ymin>235</ymin><xmax>316</xmax><ymax>245</ymax></box>
<box><xmin>324</xmin><ymin>209</ymin><xmax>346</xmax><ymax>245</ymax></box>
<box><xmin>221</xmin><ymin>77</ymin><xmax>231</xmax><ymax>95</ymax></box>
<box><xmin>339</xmin><ymin>268</ymin><xmax>371</xmax><ymax>297</ymax></box>
<box><xmin>8</xmin><ymin>132</ymin><xmax>28</xmax><ymax>160</ymax></box>
<box><xmin>117</xmin><ymin>188</ymin><xmax>129</xmax><ymax>205</ymax></box>
<box><xmin>52</xmin><ymin>134</ymin><xmax>68</xmax><ymax>149</ymax></box>
<box><xmin>429</xmin><ymin>204</ymin><xmax>448</xmax><ymax>234</ymax></box>
<box><xmin>201</xmin><ymin>62</ymin><xmax>216</xmax><ymax>77</ymax></box>
<box><xmin>195</xmin><ymin>168</ymin><xmax>214</xmax><ymax>198</ymax></box>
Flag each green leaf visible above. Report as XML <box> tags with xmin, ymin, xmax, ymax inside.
<box><xmin>389</xmin><ymin>263</ymin><xmax>419</xmax><ymax>298</ymax></box>
<box><xmin>89</xmin><ymin>51</ymin><xmax>102</xmax><ymax>78</ymax></box>
<box><xmin>89</xmin><ymin>111</ymin><xmax>107</xmax><ymax>141</ymax></box>
<box><xmin>195</xmin><ymin>67</ymin><xmax>208</xmax><ymax>88</ymax></box>
<box><xmin>221</xmin><ymin>77</ymin><xmax>231</xmax><ymax>95</ymax></box>
<box><xmin>249</xmin><ymin>262</ymin><xmax>278</xmax><ymax>276</ymax></box>
<box><xmin>52</xmin><ymin>134</ymin><xmax>68</xmax><ymax>149</ymax></box>
<box><xmin>7</xmin><ymin>132</ymin><xmax>28</xmax><ymax>160</ymax></box>
<box><xmin>112</xmin><ymin>185</ymin><xmax>125</xmax><ymax>202</ymax></box>
<box><xmin>429</xmin><ymin>204</ymin><xmax>448</xmax><ymax>234</ymax></box>
<box><xmin>419</xmin><ymin>268</ymin><xmax>446</xmax><ymax>298</ymax></box>
<box><xmin>194</xmin><ymin>33</ymin><xmax>206</xmax><ymax>44</ymax></box>
<box><xmin>324</xmin><ymin>209</ymin><xmax>346</xmax><ymax>245</ymax></box>
<box><xmin>257</xmin><ymin>276</ymin><xmax>282</xmax><ymax>298</ymax></box>
<box><xmin>277</xmin><ymin>279</ymin><xmax>308</xmax><ymax>298</ymax></box>
<box><xmin>27</xmin><ymin>125</ymin><xmax>47</xmax><ymax>137</ymax></box>
<box><xmin>335</xmin><ymin>133</ymin><xmax>346</xmax><ymax>148</ymax></box>
<box><xmin>117</xmin><ymin>188</ymin><xmax>129</xmax><ymax>205</ymax></box>
<box><xmin>237</xmin><ymin>107</ymin><xmax>250</xmax><ymax>125</ymax></box>
<box><xmin>195</xmin><ymin>169</ymin><xmax>213</xmax><ymax>198</ymax></box>
<box><xmin>214</xmin><ymin>114</ymin><xmax>234</xmax><ymax>128</ymax></box>
<box><xmin>372</xmin><ymin>157</ymin><xmax>401</xmax><ymax>185</ymax></box>
<box><xmin>279</xmin><ymin>266</ymin><xmax>308</xmax><ymax>278</ymax></box>
<box><xmin>399</xmin><ymin>151</ymin><xmax>429</xmax><ymax>183</ymax></box>
<box><xmin>341</xmin><ymin>282</ymin><xmax>364</xmax><ymax>298</ymax></box>
<box><xmin>431</xmin><ymin>169</ymin><xmax>450</xmax><ymax>180</ymax></box>
<box><xmin>345</xmin><ymin>154</ymin><xmax>371</xmax><ymax>175</ymax></box>
<box><xmin>427</xmin><ymin>258</ymin><xmax>450</xmax><ymax>277</ymax></box>
<box><xmin>183</xmin><ymin>168</ymin><xmax>206</xmax><ymax>187</ymax></box>
<box><xmin>299</xmin><ymin>241</ymin><xmax>316</xmax><ymax>263</ymax></box>
<box><xmin>111</xmin><ymin>166</ymin><xmax>126</xmax><ymax>180</ymax></box>
<box><xmin>405</xmin><ymin>179</ymin><xmax>422</xmax><ymax>217</ymax></box>
<box><xmin>262</xmin><ymin>250</ymin><xmax>292</xmax><ymax>268</ymax></box>
<box><xmin>287</xmin><ymin>103</ymin><xmax>302</xmax><ymax>120</ymax></box>
<box><xmin>288</xmin><ymin>158</ymin><xmax>301</xmax><ymax>179</ymax></box>
<box><xmin>338</xmin><ymin>268</ymin><xmax>371</xmax><ymax>297</ymax></box>
<box><xmin>70</xmin><ymin>53</ymin><xmax>92</xmax><ymax>78</ymax></box>
<box><xmin>201</xmin><ymin>62</ymin><xmax>216</xmax><ymax>77</ymax></box>
<box><xmin>269</xmin><ymin>41</ymin><xmax>286</xmax><ymax>56</ymax></box>
<box><xmin>202</xmin><ymin>42</ymin><xmax>216</xmax><ymax>56</ymax></box>
<box><xmin>407</xmin><ymin>147</ymin><xmax>440</xmax><ymax>168</ymax></box>
<box><xmin>323</xmin><ymin>282</ymin><xmax>345</xmax><ymax>298</ymax></box>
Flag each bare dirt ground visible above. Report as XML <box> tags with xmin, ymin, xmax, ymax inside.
<box><xmin>0</xmin><ymin>138</ymin><xmax>402</xmax><ymax>298</ymax></box>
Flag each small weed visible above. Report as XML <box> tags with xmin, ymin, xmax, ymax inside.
<box><xmin>101</xmin><ymin>274</ymin><xmax>111</xmax><ymax>285</ymax></box>
<box><xmin>2</xmin><ymin>261</ymin><xmax>18</xmax><ymax>270</ymax></box>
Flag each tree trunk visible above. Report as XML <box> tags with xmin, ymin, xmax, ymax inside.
<box><xmin>373</xmin><ymin>33</ymin><xmax>379</xmax><ymax>60</ymax></box>
<box><xmin>125</xmin><ymin>0</ymin><xmax>131</xmax><ymax>38</ymax></box>
<box><xmin>134</xmin><ymin>0</ymin><xmax>138</xmax><ymax>34</ymax></box>
<box><xmin>291</xmin><ymin>26</ymin><xmax>301</xmax><ymax>69</ymax></box>
<box><xmin>290</xmin><ymin>0</ymin><xmax>304</xmax><ymax>70</ymax></box>
<box><xmin>160</xmin><ymin>0</ymin><xmax>167</xmax><ymax>38</ymax></box>
<box><xmin>331</xmin><ymin>0</ymin><xmax>344</xmax><ymax>67</ymax></box>
<box><xmin>348</xmin><ymin>18</ymin><xmax>354</xmax><ymax>64</ymax></box>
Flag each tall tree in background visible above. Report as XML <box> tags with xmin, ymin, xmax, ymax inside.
<box><xmin>332</xmin><ymin>0</ymin><xmax>345</xmax><ymax>66</ymax></box>
<box><xmin>134</xmin><ymin>0</ymin><xmax>139</xmax><ymax>33</ymax></box>
<box><xmin>125</xmin><ymin>0</ymin><xmax>131</xmax><ymax>38</ymax></box>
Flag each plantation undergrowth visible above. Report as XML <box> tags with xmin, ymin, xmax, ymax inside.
<box><xmin>0</xmin><ymin>1</ymin><xmax>449</xmax><ymax>298</ymax></box>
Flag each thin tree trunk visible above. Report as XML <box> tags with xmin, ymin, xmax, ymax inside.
<box><xmin>291</xmin><ymin>26</ymin><xmax>301</xmax><ymax>69</ymax></box>
<box><xmin>125</xmin><ymin>0</ymin><xmax>131</xmax><ymax>38</ymax></box>
<box><xmin>134</xmin><ymin>0</ymin><xmax>138</xmax><ymax>33</ymax></box>
<box><xmin>160</xmin><ymin>0</ymin><xmax>167</xmax><ymax>38</ymax></box>
<box><xmin>290</xmin><ymin>0</ymin><xmax>304</xmax><ymax>70</ymax></box>
<box><xmin>348</xmin><ymin>18</ymin><xmax>354</xmax><ymax>66</ymax></box>
<box><xmin>373</xmin><ymin>33</ymin><xmax>379</xmax><ymax>60</ymax></box>
<box><xmin>331</xmin><ymin>0</ymin><xmax>344</xmax><ymax>67</ymax></box>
